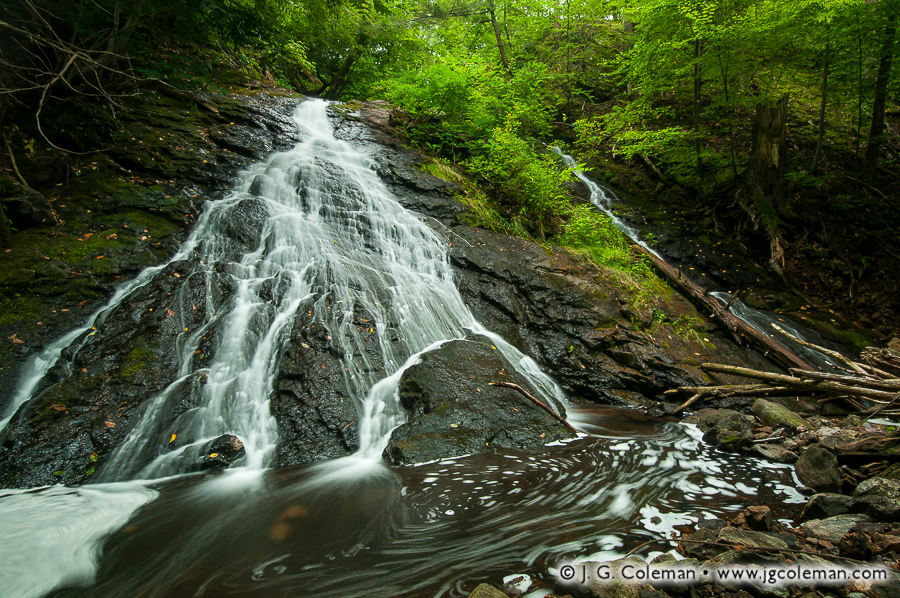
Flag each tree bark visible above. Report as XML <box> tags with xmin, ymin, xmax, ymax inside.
<box><xmin>864</xmin><ymin>13</ymin><xmax>896</xmax><ymax>179</ymax></box>
<box><xmin>811</xmin><ymin>41</ymin><xmax>830</xmax><ymax>173</ymax></box>
<box><xmin>747</xmin><ymin>95</ymin><xmax>790</xmax><ymax>282</ymax></box>
<box><xmin>321</xmin><ymin>53</ymin><xmax>355</xmax><ymax>99</ymax></box>
<box><xmin>488</xmin><ymin>8</ymin><xmax>509</xmax><ymax>70</ymax></box>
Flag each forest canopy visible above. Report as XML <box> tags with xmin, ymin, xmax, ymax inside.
<box><xmin>1</xmin><ymin>0</ymin><xmax>899</xmax><ymax>325</ymax></box>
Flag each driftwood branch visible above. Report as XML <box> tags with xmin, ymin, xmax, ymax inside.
<box><xmin>665</xmin><ymin>342</ymin><xmax>900</xmax><ymax>416</ymax></box>
<box><xmin>489</xmin><ymin>381</ymin><xmax>579</xmax><ymax>434</ymax></box>
<box><xmin>772</xmin><ymin>323</ymin><xmax>865</xmax><ymax>374</ymax></box>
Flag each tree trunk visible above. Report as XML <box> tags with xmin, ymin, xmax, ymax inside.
<box><xmin>0</xmin><ymin>202</ymin><xmax>11</xmax><ymax>247</ymax></box>
<box><xmin>489</xmin><ymin>8</ymin><xmax>509</xmax><ymax>70</ymax></box>
<box><xmin>865</xmin><ymin>13</ymin><xmax>896</xmax><ymax>179</ymax></box>
<box><xmin>623</xmin><ymin>20</ymin><xmax>635</xmax><ymax>94</ymax></box>
<box><xmin>747</xmin><ymin>95</ymin><xmax>790</xmax><ymax>281</ymax></box>
<box><xmin>811</xmin><ymin>41</ymin><xmax>830</xmax><ymax>174</ymax></box>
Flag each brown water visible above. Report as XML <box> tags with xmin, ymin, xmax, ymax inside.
<box><xmin>12</xmin><ymin>406</ymin><xmax>803</xmax><ymax>598</ymax></box>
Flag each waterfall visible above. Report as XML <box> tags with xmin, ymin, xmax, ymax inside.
<box><xmin>554</xmin><ymin>149</ymin><xmax>660</xmax><ymax>258</ymax></box>
<box><xmin>6</xmin><ymin>99</ymin><xmax>563</xmax><ymax>484</ymax></box>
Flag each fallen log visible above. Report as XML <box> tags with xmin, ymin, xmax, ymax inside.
<box><xmin>701</xmin><ymin>363</ymin><xmax>900</xmax><ymax>402</ymax></box>
<box><xmin>635</xmin><ymin>246</ymin><xmax>814</xmax><ymax>371</ymax></box>
<box><xmin>772</xmin><ymin>323</ymin><xmax>865</xmax><ymax>374</ymax></box>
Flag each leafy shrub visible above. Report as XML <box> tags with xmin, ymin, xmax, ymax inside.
<box><xmin>465</xmin><ymin>122</ymin><xmax>572</xmax><ymax>238</ymax></box>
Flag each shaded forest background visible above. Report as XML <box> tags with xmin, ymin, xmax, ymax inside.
<box><xmin>1</xmin><ymin>0</ymin><xmax>899</xmax><ymax>341</ymax></box>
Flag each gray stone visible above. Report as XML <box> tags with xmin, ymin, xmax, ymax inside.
<box><xmin>706</xmin><ymin>549</ymin><xmax>788</xmax><ymax>567</ymax></box>
<box><xmin>800</xmin><ymin>493</ymin><xmax>852</xmax><ymax>521</ymax></box>
<box><xmin>854</xmin><ymin>476</ymin><xmax>900</xmax><ymax>499</ymax></box>
<box><xmin>851</xmin><ymin>477</ymin><xmax>900</xmax><ymax>522</ymax></box>
<box><xmin>839</xmin><ymin>415</ymin><xmax>864</xmax><ymax>428</ymax></box>
<box><xmin>717</xmin><ymin>527</ymin><xmax>790</xmax><ymax>550</ymax></box>
<box><xmin>801</xmin><ymin>514</ymin><xmax>872</xmax><ymax>544</ymax></box>
<box><xmin>683</xmin><ymin>408</ymin><xmax>743</xmax><ymax>432</ymax></box>
<box><xmin>584</xmin><ymin>557</ymin><xmax>645</xmax><ymax>598</ymax></box>
<box><xmin>816</xmin><ymin>426</ymin><xmax>860</xmax><ymax>450</ymax></box>
<box><xmin>795</xmin><ymin>445</ymin><xmax>842</xmax><ymax>494</ymax></box>
<box><xmin>753</xmin><ymin>399</ymin><xmax>809</xmax><ymax>430</ymax></box>
<box><xmin>702</xmin><ymin>414</ymin><xmax>754</xmax><ymax>452</ymax></box>
<box><xmin>466</xmin><ymin>584</ymin><xmax>508</xmax><ymax>598</ymax></box>
<box><xmin>752</xmin><ymin>443</ymin><xmax>799</xmax><ymax>463</ymax></box>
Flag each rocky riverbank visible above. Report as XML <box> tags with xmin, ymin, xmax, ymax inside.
<box><xmin>459</xmin><ymin>406</ymin><xmax>900</xmax><ymax>598</ymax></box>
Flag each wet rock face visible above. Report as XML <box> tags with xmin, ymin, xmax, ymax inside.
<box><xmin>0</xmin><ymin>91</ymin><xmax>303</xmax><ymax>489</ymax></box>
<box><xmin>0</xmin><ymin>259</ymin><xmax>217</xmax><ymax>488</ymax></box>
<box><xmin>187</xmin><ymin>434</ymin><xmax>246</xmax><ymax>472</ymax></box>
<box><xmin>384</xmin><ymin>335</ymin><xmax>574</xmax><ymax>465</ymax></box>
<box><xmin>270</xmin><ymin>306</ymin><xmax>382</xmax><ymax>467</ymax></box>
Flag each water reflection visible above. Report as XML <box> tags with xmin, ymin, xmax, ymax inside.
<box><xmin>18</xmin><ymin>406</ymin><xmax>805</xmax><ymax>598</ymax></box>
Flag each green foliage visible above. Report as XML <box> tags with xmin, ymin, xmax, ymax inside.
<box><xmin>465</xmin><ymin>122</ymin><xmax>572</xmax><ymax>237</ymax></box>
<box><xmin>560</xmin><ymin>203</ymin><xmax>661</xmax><ymax>300</ymax></box>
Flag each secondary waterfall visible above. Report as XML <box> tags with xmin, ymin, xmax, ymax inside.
<box><xmin>555</xmin><ymin>149</ymin><xmax>848</xmax><ymax>371</ymax></box>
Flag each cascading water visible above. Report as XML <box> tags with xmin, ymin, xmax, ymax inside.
<box><xmin>554</xmin><ymin>149</ymin><xmax>659</xmax><ymax>257</ymax></box>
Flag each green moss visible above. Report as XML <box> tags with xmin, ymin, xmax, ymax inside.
<box><xmin>121</xmin><ymin>346</ymin><xmax>154</xmax><ymax>380</ymax></box>
<box><xmin>0</xmin><ymin>296</ymin><xmax>42</xmax><ymax>325</ymax></box>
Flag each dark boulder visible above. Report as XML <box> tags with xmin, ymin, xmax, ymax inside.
<box><xmin>800</xmin><ymin>493</ymin><xmax>852</xmax><ymax>521</ymax></box>
<box><xmin>850</xmin><ymin>477</ymin><xmax>900</xmax><ymax>522</ymax></box>
<box><xmin>752</xmin><ymin>443</ymin><xmax>799</xmax><ymax>464</ymax></box>
<box><xmin>702</xmin><ymin>414</ymin><xmax>754</xmax><ymax>452</ymax></box>
<box><xmin>270</xmin><ymin>306</ymin><xmax>380</xmax><ymax>467</ymax></box>
<box><xmin>384</xmin><ymin>335</ymin><xmax>574</xmax><ymax>465</ymax></box>
<box><xmin>683</xmin><ymin>408</ymin><xmax>743</xmax><ymax>432</ymax></box>
<box><xmin>795</xmin><ymin>445</ymin><xmax>842</xmax><ymax>494</ymax></box>
<box><xmin>0</xmin><ymin>180</ymin><xmax>54</xmax><ymax>228</ymax></box>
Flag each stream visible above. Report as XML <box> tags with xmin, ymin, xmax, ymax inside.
<box><xmin>1</xmin><ymin>100</ymin><xmax>808</xmax><ymax>598</ymax></box>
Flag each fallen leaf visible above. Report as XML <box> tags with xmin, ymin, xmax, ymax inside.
<box><xmin>169</xmin><ymin>434</ymin><xmax>176</xmax><ymax>443</ymax></box>
<box><xmin>167</xmin><ymin>309</ymin><xmax>174</xmax><ymax>316</ymax></box>
<box><xmin>105</xmin><ymin>421</ymin><xmax>116</xmax><ymax>428</ymax></box>
<box><xmin>209</xmin><ymin>453</ymin><xmax>219</xmax><ymax>458</ymax></box>
<box><xmin>51</xmin><ymin>404</ymin><xmax>66</xmax><ymax>411</ymax></box>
